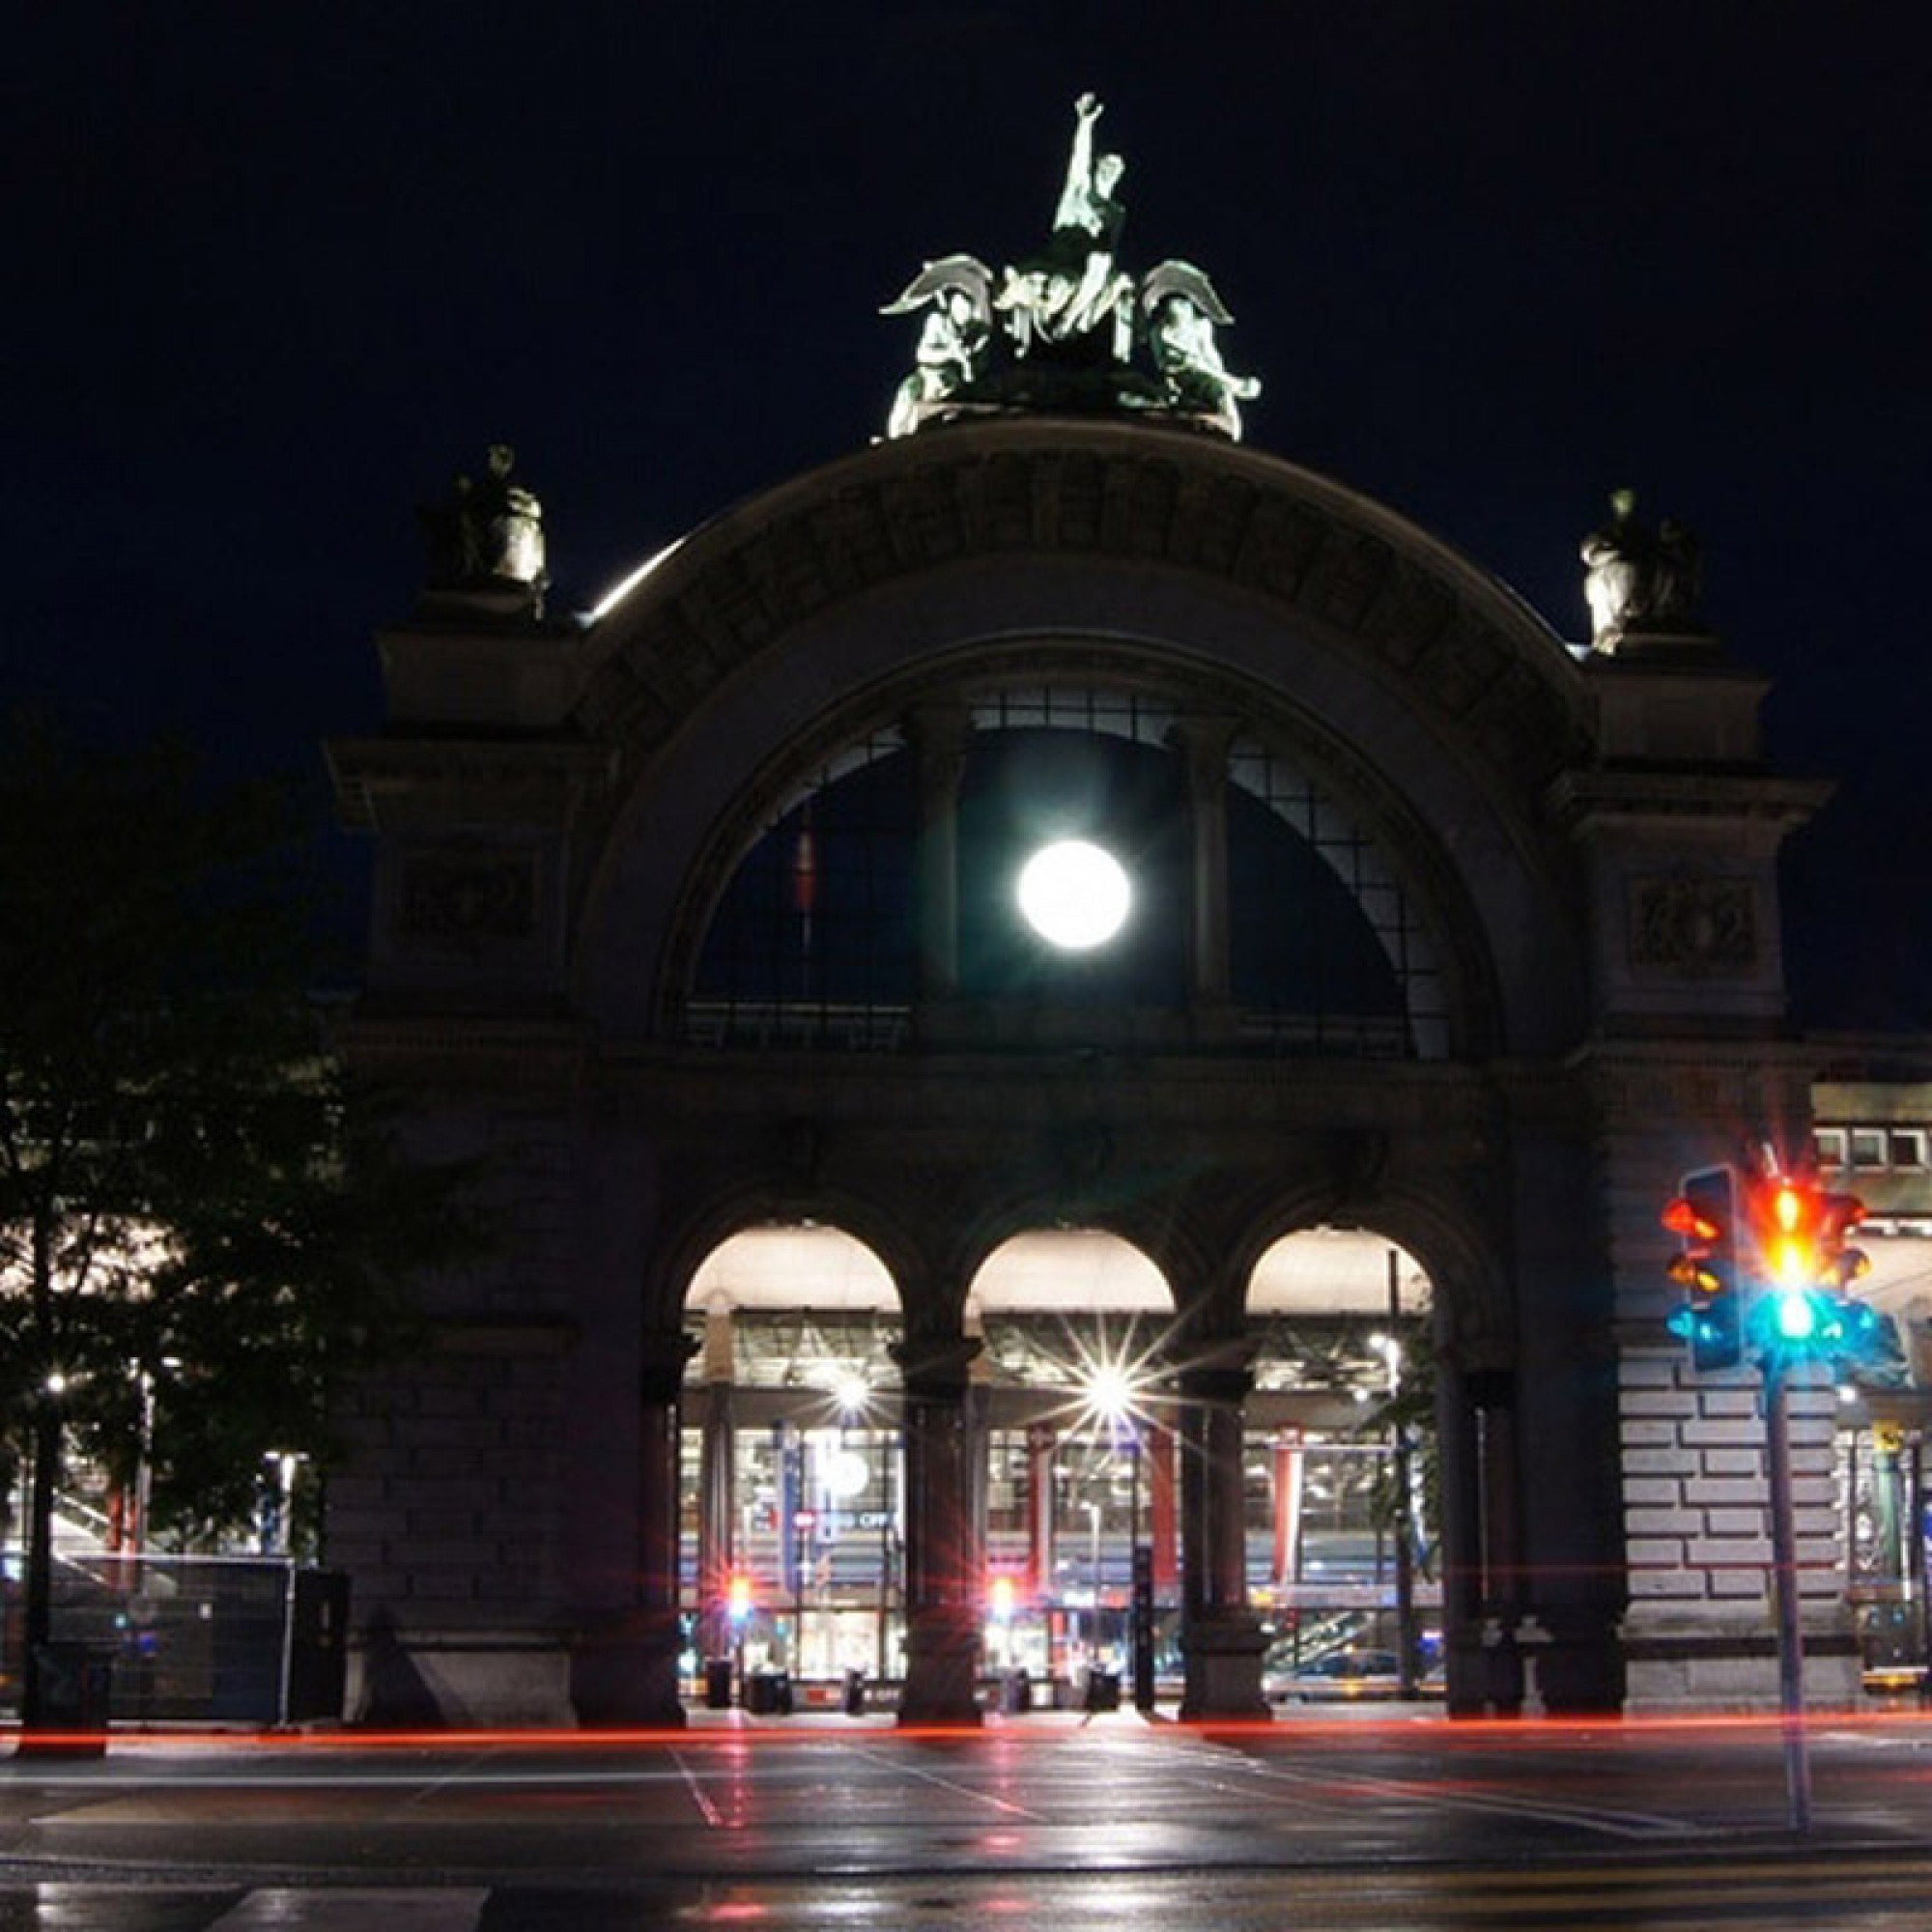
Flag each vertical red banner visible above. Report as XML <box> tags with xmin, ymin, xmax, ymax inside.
<box><xmin>1150</xmin><ymin>1414</ymin><xmax>1179</xmax><ymax>1594</ymax></box>
<box><xmin>1271</xmin><ymin>1428</ymin><xmax>1303</xmax><ymax>1589</ymax></box>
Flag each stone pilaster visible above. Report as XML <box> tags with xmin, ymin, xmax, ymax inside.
<box><xmin>894</xmin><ymin>1327</ymin><xmax>984</xmax><ymax>1726</ymax></box>
<box><xmin>1177</xmin><ymin>1349</ymin><xmax>1268</xmax><ymax>1720</ymax></box>
<box><xmin>569</xmin><ymin>1329</ymin><xmax>695</xmax><ymax>1728</ymax></box>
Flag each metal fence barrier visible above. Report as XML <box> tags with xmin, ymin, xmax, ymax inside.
<box><xmin>0</xmin><ymin>1548</ymin><xmax>348</xmax><ymax>1726</ymax></box>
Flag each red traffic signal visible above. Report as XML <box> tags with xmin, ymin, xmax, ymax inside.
<box><xmin>1662</xmin><ymin>1196</ymin><xmax>1721</xmax><ymax>1244</ymax></box>
<box><xmin>1744</xmin><ymin>1173</ymin><xmax>1868</xmax><ymax>1290</ymax></box>
<box><xmin>1662</xmin><ymin>1165</ymin><xmax>1743</xmax><ymax>1372</ymax></box>
<box><xmin>1740</xmin><ymin>1169</ymin><xmax>1877</xmax><ymax>1362</ymax></box>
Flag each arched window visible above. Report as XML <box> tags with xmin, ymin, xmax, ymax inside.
<box><xmin>692</xmin><ymin>726</ymin><xmax>917</xmax><ymax>1048</ymax></box>
<box><xmin>1227</xmin><ymin>735</ymin><xmax>1447</xmax><ymax>1058</ymax></box>
<box><xmin>688</xmin><ymin>685</ymin><xmax>1447</xmax><ymax>1057</ymax></box>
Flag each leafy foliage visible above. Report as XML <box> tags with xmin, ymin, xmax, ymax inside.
<box><xmin>0</xmin><ymin>715</ymin><xmax>480</xmax><ymax>1548</ymax></box>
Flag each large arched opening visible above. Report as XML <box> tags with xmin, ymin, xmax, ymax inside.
<box><xmin>1244</xmin><ymin>1230</ymin><xmax>1437</xmax><ymax>1698</ymax></box>
<box><xmin>680</xmin><ymin>1226</ymin><xmax>901</xmax><ymax>1692</ymax></box>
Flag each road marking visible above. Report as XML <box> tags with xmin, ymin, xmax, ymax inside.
<box><xmin>397</xmin><ymin>1748</ymin><xmax>497</xmax><ymax>1810</ymax></box>
<box><xmin>1215</xmin><ymin>1752</ymin><xmax>1697</xmax><ymax>1839</ymax></box>
<box><xmin>850</xmin><ymin>1747</ymin><xmax>1045</xmax><ymax>1819</ymax></box>
<box><xmin>669</xmin><ymin>1747</ymin><xmax>728</xmax><ymax>1828</ymax></box>
<box><xmin>207</xmin><ymin>1889</ymin><xmax>488</xmax><ymax>1927</ymax></box>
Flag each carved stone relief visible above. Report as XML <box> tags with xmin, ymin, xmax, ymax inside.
<box><xmin>1628</xmin><ymin>875</ymin><xmax>1756</xmax><ymax>975</ymax></box>
<box><xmin>399</xmin><ymin>845</ymin><xmax>539</xmax><ymax>946</ymax></box>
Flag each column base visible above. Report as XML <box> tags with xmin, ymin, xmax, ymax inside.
<box><xmin>1621</xmin><ymin>1603</ymin><xmax>1861</xmax><ymax>1713</ymax></box>
<box><xmin>898</xmin><ymin>1607</ymin><xmax>984</xmax><ymax>1727</ymax></box>
<box><xmin>1178</xmin><ymin>1610</ymin><xmax>1269</xmax><ymax>1720</ymax></box>
<box><xmin>569</xmin><ymin>1609</ymin><xmax>688</xmax><ymax>1729</ymax></box>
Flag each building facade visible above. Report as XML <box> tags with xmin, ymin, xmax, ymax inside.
<box><xmin>321</xmin><ymin>403</ymin><xmax>1912</xmax><ymax>1726</ymax></box>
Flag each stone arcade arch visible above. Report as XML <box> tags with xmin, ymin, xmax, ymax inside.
<box><xmin>681</xmin><ymin>1226</ymin><xmax>903</xmax><ymax>1690</ymax></box>
<box><xmin>330</xmin><ymin>417</ymin><xmax>1829</xmax><ymax>1726</ymax></box>
<box><xmin>1244</xmin><ymin>1232</ymin><xmax>1437</xmax><ymax>1687</ymax></box>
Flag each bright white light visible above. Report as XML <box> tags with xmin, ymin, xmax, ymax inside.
<box><xmin>823</xmin><ymin>1447</ymin><xmax>870</xmax><ymax>1500</ymax></box>
<box><xmin>587</xmin><ymin>537</ymin><xmax>686</xmax><ymax>621</ymax></box>
<box><xmin>1085</xmin><ymin>1363</ymin><xmax>1136</xmax><ymax>1425</ymax></box>
<box><xmin>1016</xmin><ymin>839</ymin><xmax>1131</xmax><ymax>950</ymax></box>
<box><xmin>827</xmin><ymin>1368</ymin><xmax>871</xmax><ymax>1417</ymax></box>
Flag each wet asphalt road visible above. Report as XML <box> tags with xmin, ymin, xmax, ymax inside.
<box><xmin>7</xmin><ymin>1707</ymin><xmax>1932</xmax><ymax>1926</ymax></box>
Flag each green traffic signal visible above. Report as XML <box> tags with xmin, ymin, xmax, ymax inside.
<box><xmin>1770</xmin><ymin>1288</ymin><xmax>1819</xmax><ymax>1346</ymax></box>
<box><xmin>1664</xmin><ymin>1164</ymin><xmax>1888</xmax><ymax>1374</ymax></box>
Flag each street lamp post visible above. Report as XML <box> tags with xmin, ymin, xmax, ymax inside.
<box><xmin>1079</xmin><ymin>1356</ymin><xmax>1158</xmax><ymax>1710</ymax></box>
<box><xmin>1129</xmin><ymin>1422</ymin><xmax>1155</xmax><ymax>1711</ymax></box>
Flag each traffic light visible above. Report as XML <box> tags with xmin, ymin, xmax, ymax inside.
<box><xmin>1747</xmin><ymin>1174</ymin><xmax>1879</xmax><ymax>1363</ymax></box>
<box><xmin>1818</xmin><ymin>1189</ymin><xmax>1871</xmax><ymax>1292</ymax></box>
<box><xmin>1756</xmin><ymin>1175</ymin><xmax>1825</xmax><ymax>1347</ymax></box>
<box><xmin>1662</xmin><ymin>1164</ymin><xmax>1744</xmax><ymax>1372</ymax></box>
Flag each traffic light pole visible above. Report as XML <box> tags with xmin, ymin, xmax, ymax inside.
<box><xmin>1665</xmin><ymin>1158</ymin><xmax>1883</xmax><ymax>1832</ymax></box>
<box><xmin>1762</xmin><ymin>1352</ymin><xmax>1812</xmax><ymax>1833</ymax></box>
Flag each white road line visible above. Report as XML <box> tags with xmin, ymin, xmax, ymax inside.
<box><xmin>669</xmin><ymin>1747</ymin><xmax>726</xmax><ymax>1827</ymax></box>
<box><xmin>849</xmin><ymin>1747</ymin><xmax>1044</xmax><ymax>1819</ymax></box>
<box><xmin>1222</xmin><ymin>1755</ymin><xmax>1697</xmax><ymax>1840</ymax></box>
<box><xmin>208</xmin><ymin>1888</ymin><xmax>490</xmax><ymax>1928</ymax></box>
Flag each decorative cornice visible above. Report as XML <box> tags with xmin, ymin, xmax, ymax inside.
<box><xmin>573</xmin><ymin>423</ymin><xmax>1590</xmax><ymax>798</ymax></box>
<box><xmin>338</xmin><ymin>1009</ymin><xmax>590</xmax><ymax>1089</ymax></box>
<box><xmin>1546</xmin><ymin>766</ymin><xmax>1833</xmax><ymax>831</ymax></box>
<box><xmin>327</xmin><ymin>738</ymin><xmax>615</xmax><ymax>833</ymax></box>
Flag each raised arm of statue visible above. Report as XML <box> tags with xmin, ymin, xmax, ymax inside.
<box><xmin>1054</xmin><ymin>93</ymin><xmax>1111</xmax><ymax>238</ymax></box>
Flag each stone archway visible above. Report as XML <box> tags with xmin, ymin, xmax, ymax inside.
<box><xmin>328</xmin><ymin>401</ymin><xmax>1821</xmax><ymax>1726</ymax></box>
<box><xmin>570</xmin><ymin>420</ymin><xmax>1590</xmax><ymax>1061</ymax></box>
<box><xmin>1245</xmin><ymin>1230</ymin><xmax>1436</xmax><ymax>1698</ymax></box>
<box><xmin>967</xmin><ymin>1229</ymin><xmax>1177</xmax><ymax>1709</ymax></box>
<box><xmin>680</xmin><ymin>1225</ymin><xmax>903</xmax><ymax>1695</ymax></box>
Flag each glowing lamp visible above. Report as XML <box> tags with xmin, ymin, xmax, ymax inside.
<box><xmin>1016</xmin><ymin>839</ymin><xmax>1131</xmax><ymax>950</ymax></box>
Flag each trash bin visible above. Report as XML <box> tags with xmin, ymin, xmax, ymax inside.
<box><xmin>1084</xmin><ymin>1666</ymin><xmax>1121</xmax><ymax>1712</ymax></box>
<box><xmin>1001</xmin><ymin>1667</ymin><xmax>1033</xmax><ymax>1715</ymax></box>
<box><xmin>704</xmin><ymin>1658</ymin><xmax>733</xmax><ymax>1709</ymax></box>
<box><xmin>745</xmin><ymin>1668</ymin><xmax>792</xmax><ymax>1716</ymax></box>
<box><xmin>841</xmin><ymin>1667</ymin><xmax>867</xmax><ymax>1716</ymax></box>
<box><xmin>23</xmin><ymin>1643</ymin><xmax>112</xmax><ymax>1753</ymax></box>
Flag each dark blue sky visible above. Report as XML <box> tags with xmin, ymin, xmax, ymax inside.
<box><xmin>11</xmin><ymin>3</ymin><xmax>1928</xmax><ymax>1023</ymax></box>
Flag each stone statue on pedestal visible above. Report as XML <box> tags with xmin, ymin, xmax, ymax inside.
<box><xmin>1580</xmin><ymin>489</ymin><xmax>1704</xmax><ymax>652</ymax></box>
<box><xmin>417</xmin><ymin>443</ymin><xmax>549</xmax><ymax>614</ymax></box>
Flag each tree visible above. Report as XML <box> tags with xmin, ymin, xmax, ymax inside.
<box><xmin>0</xmin><ymin>716</ymin><xmax>479</xmax><ymax>1724</ymax></box>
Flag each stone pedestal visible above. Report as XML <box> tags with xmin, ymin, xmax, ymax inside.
<box><xmin>569</xmin><ymin>1607</ymin><xmax>687</xmax><ymax>1728</ymax></box>
<box><xmin>1179</xmin><ymin>1610</ymin><xmax>1270</xmax><ymax>1721</ymax></box>
<box><xmin>897</xmin><ymin>1605</ymin><xmax>984</xmax><ymax>1727</ymax></box>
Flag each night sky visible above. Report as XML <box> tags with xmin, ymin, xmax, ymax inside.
<box><xmin>11</xmin><ymin>4</ymin><xmax>1928</xmax><ymax>1025</ymax></box>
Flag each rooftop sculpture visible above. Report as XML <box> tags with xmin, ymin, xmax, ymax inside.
<box><xmin>415</xmin><ymin>443</ymin><xmax>550</xmax><ymax>618</ymax></box>
<box><xmin>1580</xmin><ymin>488</ymin><xmax>1707</xmax><ymax>653</ymax></box>
<box><xmin>883</xmin><ymin>95</ymin><xmax>1260</xmax><ymax>441</ymax></box>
